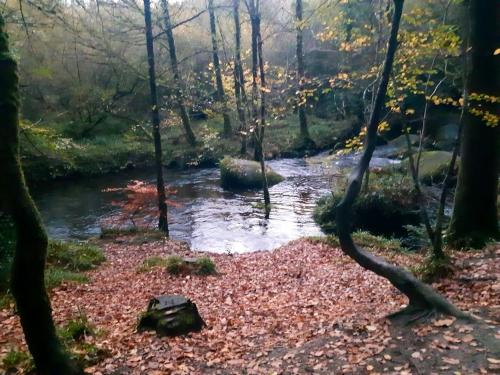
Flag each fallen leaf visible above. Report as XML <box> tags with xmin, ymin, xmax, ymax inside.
<box><xmin>434</xmin><ymin>318</ymin><xmax>455</xmax><ymax>327</ymax></box>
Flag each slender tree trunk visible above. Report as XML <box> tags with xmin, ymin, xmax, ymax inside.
<box><xmin>0</xmin><ymin>16</ymin><xmax>81</xmax><ymax>375</ymax></box>
<box><xmin>402</xmin><ymin>129</ymin><xmax>441</xmax><ymax>257</ymax></box>
<box><xmin>432</xmin><ymin>11</ymin><xmax>470</xmax><ymax>257</ymax></box>
<box><xmin>448</xmin><ymin>0</ymin><xmax>499</xmax><ymax>248</ymax></box>
<box><xmin>208</xmin><ymin>0</ymin><xmax>232</xmax><ymax>138</ymax></box>
<box><xmin>248</xmin><ymin>1</ymin><xmax>261</xmax><ymax>161</ymax></box>
<box><xmin>245</xmin><ymin>0</ymin><xmax>270</xmax><ymax>216</ymax></box>
<box><xmin>143</xmin><ymin>0</ymin><xmax>169</xmax><ymax>235</ymax></box>
<box><xmin>295</xmin><ymin>0</ymin><xmax>313</xmax><ymax>146</ymax></box>
<box><xmin>335</xmin><ymin>0</ymin><xmax>467</xmax><ymax>321</ymax></box>
<box><xmin>160</xmin><ymin>0</ymin><xmax>197</xmax><ymax>147</ymax></box>
<box><xmin>256</xmin><ymin>6</ymin><xmax>270</xmax><ymax>218</ymax></box>
<box><xmin>233</xmin><ymin>0</ymin><xmax>247</xmax><ymax>154</ymax></box>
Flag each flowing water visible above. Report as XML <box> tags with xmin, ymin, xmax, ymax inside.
<box><xmin>34</xmin><ymin>153</ymin><xmax>399</xmax><ymax>253</ymax></box>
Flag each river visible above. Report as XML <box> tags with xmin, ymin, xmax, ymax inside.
<box><xmin>33</xmin><ymin>153</ymin><xmax>399</xmax><ymax>253</ymax></box>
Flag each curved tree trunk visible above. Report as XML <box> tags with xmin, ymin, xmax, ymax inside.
<box><xmin>233</xmin><ymin>0</ymin><xmax>247</xmax><ymax>154</ymax></box>
<box><xmin>0</xmin><ymin>16</ymin><xmax>81</xmax><ymax>375</ymax></box>
<box><xmin>335</xmin><ymin>0</ymin><xmax>467</xmax><ymax>321</ymax></box>
<box><xmin>161</xmin><ymin>0</ymin><xmax>197</xmax><ymax>147</ymax></box>
<box><xmin>448</xmin><ymin>0</ymin><xmax>499</xmax><ymax>248</ymax></box>
<box><xmin>208</xmin><ymin>0</ymin><xmax>232</xmax><ymax>138</ymax></box>
<box><xmin>143</xmin><ymin>0</ymin><xmax>169</xmax><ymax>234</ymax></box>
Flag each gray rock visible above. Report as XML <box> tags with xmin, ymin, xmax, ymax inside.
<box><xmin>137</xmin><ymin>295</ymin><xmax>205</xmax><ymax>337</ymax></box>
<box><xmin>220</xmin><ymin>157</ymin><xmax>284</xmax><ymax>189</ymax></box>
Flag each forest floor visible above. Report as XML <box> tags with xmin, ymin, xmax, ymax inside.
<box><xmin>0</xmin><ymin>236</ymin><xmax>499</xmax><ymax>374</ymax></box>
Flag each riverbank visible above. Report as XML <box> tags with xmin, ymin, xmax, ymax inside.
<box><xmin>21</xmin><ymin>115</ymin><xmax>356</xmax><ymax>186</ymax></box>
<box><xmin>1</xmin><ymin>235</ymin><xmax>498</xmax><ymax>374</ymax></box>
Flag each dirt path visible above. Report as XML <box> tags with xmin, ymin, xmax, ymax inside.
<box><xmin>0</xmin><ymin>237</ymin><xmax>498</xmax><ymax>374</ymax></box>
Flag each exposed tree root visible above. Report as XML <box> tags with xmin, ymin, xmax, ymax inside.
<box><xmin>387</xmin><ymin>306</ymin><xmax>438</xmax><ymax>326</ymax></box>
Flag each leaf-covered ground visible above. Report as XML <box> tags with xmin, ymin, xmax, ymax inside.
<box><xmin>0</xmin><ymin>237</ymin><xmax>499</xmax><ymax>374</ymax></box>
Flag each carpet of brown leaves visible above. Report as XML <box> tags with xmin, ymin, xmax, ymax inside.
<box><xmin>0</xmin><ymin>237</ymin><xmax>498</xmax><ymax>374</ymax></box>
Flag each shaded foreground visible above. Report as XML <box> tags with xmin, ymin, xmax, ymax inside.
<box><xmin>0</xmin><ymin>237</ymin><xmax>498</xmax><ymax>374</ymax></box>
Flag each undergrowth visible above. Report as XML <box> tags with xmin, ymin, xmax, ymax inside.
<box><xmin>312</xmin><ymin>232</ymin><xmax>406</xmax><ymax>253</ymax></box>
<box><xmin>1</xmin><ymin>312</ymin><xmax>110</xmax><ymax>373</ymax></box>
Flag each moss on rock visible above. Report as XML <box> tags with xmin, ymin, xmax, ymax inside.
<box><xmin>314</xmin><ymin>174</ymin><xmax>421</xmax><ymax>238</ymax></box>
<box><xmin>137</xmin><ymin>295</ymin><xmax>205</xmax><ymax>337</ymax></box>
<box><xmin>220</xmin><ymin>156</ymin><xmax>284</xmax><ymax>189</ymax></box>
<box><xmin>402</xmin><ymin>150</ymin><xmax>458</xmax><ymax>185</ymax></box>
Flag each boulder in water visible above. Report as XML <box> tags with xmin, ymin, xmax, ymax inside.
<box><xmin>220</xmin><ymin>156</ymin><xmax>284</xmax><ymax>189</ymax></box>
<box><xmin>138</xmin><ymin>295</ymin><xmax>205</xmax><ymax>337</ymax></box>
<box><xmin>402</xmin><ymin>150</ymin><xmax>458</xmax><ymax>185</ymax></box>
<box><xmin>377</xmin><ymin>134</ymin><xmax>420</xmax><ymax>158</ymax></box>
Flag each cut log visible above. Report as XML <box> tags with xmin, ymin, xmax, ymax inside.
<box><xmin>138</xmin><ymin>295</ymin><xmax>205</xmax><ymax>337</ymax></box>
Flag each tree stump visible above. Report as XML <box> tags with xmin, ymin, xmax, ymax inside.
<box><xmin>137</xmin><ymin>295</ymin><xmax>205</xmax><ymax>337</ymax></box>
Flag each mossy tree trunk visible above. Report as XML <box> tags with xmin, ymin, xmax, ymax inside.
<box><xmin>0</xmin><ymin>15</ymin><xmax>81</xmax><ymax>374</ymax></box>
<box><xmin>143</xmin><ymin>0</ymin><xmax>169</xmax><ymax>235</ymax></box>
<box><xmin>295</xmin><ymin>0</ymin><xmax>313</xmax><ymax>145</ymax></box>
<box><xmin>335</xmin><ymin>0</ymin><xmax>467</xmax><ymax>321</ymax></box>
<box><xmin>160</xmin><ymin>0</ymin><xmax>197</xmax><ymax>147</ymax></box>
<box><xmin>208</xmin><ymin>0</ymin><xmax>232</xmax><ymax>138</ymax></box>
<box><xmin>233</xmin><ymin>0</ymin><xmax>248</xmax><ymax>154</ymax></box>
<box><xmin>448</xmin><ymin>0</ymin><xmax>499</xmax><ymax>248</ymax></box>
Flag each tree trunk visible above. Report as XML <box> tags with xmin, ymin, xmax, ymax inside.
<box><xmin>256</xmin><ymin>6</ymin><xmax>270</xmax><ymax>218</ymax></box>
<box><xmin>246</xmin><ymin>0</ymin><xmax>270</xmax><ymax>216</ymax></box>
<box><xmin>233</xmin><ymin>0</ymin><xmax>247</xmax><ymax>154</ymax></box>
<box><xmin>247</xmin><ymin>1</ymin><xmax>261</xmax><ymax>162</ymax></box>
<box><xmin>448</xmin><ymin>0</ymin><xmax>499</xmax><ymax>248</ymax></box>
<box><xmin>161</xmin><ymin>0</ymin><xmax>197</xmax><ymax>147</ymax></box>
<box><xmin>335</xmin><ymin>0</ymin><xmax>467</xmax><ymax>321</ymax></box>
<box><xmin>295</xmin><ymin>0</ymin><xmax>313</xmax><ymax>146</ymax></box>
<box><xmin>143</xmin><ymin>0</ymin><xmax>169</xmax><ymax>235</ymax></box>
<box><xmin>433</xmin><ymin>13</ymin><xmax>470</xmax><ymax>257</ymax></box>
<box><xmin>0</xmin><ymin>16</ymin><xmax>81</xmax><ymax>375</ymax></box>
<box><xmin>208</xmin><ymin>0</ymin><xmax>232</xmax><ymax>138</ymax></box>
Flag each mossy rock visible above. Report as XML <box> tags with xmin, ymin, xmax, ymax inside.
<box><xmin>165</xmin><ymin>256</ymin><xmax>217</xmax><ymax>276</ymax></box>
<box><xmin>402</xmin><ymin>150</ymin><xmax>458</xmax><ymax>185</ymax></box>
<box><xmin>220</xmin><ymin>156</ymin><xmax>284</xmax><ymax>189</ymax></box>
<box><xmin>314</xmin><ymin>176</ymin><xmax>421</xmax><ymax>238</ymax></box>
<box><xmin>138</xmin><ymin>295</ymin><xmax>205</xmax><ymax>337</ymax></box>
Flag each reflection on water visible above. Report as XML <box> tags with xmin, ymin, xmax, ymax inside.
<box><xmin>33</xmin><ymin>153</ymin><xmax>398</xmax><ymax>253</ymax></box>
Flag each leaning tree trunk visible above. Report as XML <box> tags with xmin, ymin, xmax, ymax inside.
<box><xmin>0</xmin><ymin>16</ymin><xmax>81</xmax><ymax>375</ymax></box>
<box><xmin>448</xmin><ymin>0</ymin><xmax>499</xmax><ymax>248</ymax></box>
<box><xmin>335</xmin><ymin>0</ymin><xmax>467</xmax><ymax>321</ymax></box>
<box><xmin>161</xmin><ymin>0</ymin><xmax>197</xmax><ymax>147</ymax></box>
<box><xmin>208</xmin><ymin>0</ymin><xmax>232</xmax><ymax>138</ymax></box>
<box><xmin>295</xmin><ymin>0</ymin><xmax>313</xmax><ymax>146</ymax></box>
<box><xmin>143</xmin><ymin>0</ymin><xmax>169</xmax><ymax>234</ymax></box>
<box><xmin>233</xmin><ymin>0</ymin><xmax>247</xmax><ymax>154</ymax></box>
